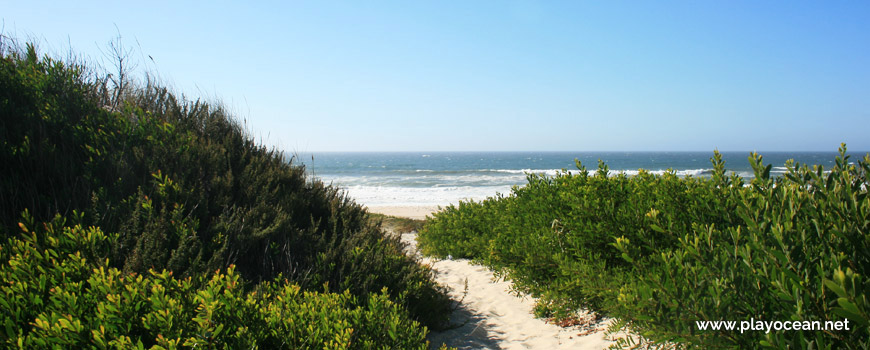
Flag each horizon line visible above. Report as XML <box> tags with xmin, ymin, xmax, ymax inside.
<box><xmin>289</xmin><ymin>150</ymin><xmax>866</xmax><ymax>154</ymax></box>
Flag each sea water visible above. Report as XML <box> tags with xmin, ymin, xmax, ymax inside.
<box><xmin>295</xmin><ymin>152</ymin><xmax>845</xmax><ymax>207</ymax></box>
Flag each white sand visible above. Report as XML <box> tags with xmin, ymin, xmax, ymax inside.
<box><xmin>367</xmin><ymin>205</ymin><xmax>441</xmax><ymax>220</ymax></box>
<box><xmin>398</xmin><ymin>231</ymin><xmax>616</xmax><ymax>349</ymax></box>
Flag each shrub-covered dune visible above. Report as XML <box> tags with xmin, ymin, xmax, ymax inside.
<box><xmin>0</xmin><ymin>39</ymin><xmax>450</xmax><ymax>348</ymax></box>
<box><xmin>419</xmin><ymin>151</ymin><xmax>869</xmax><ymax>349</ymax></box>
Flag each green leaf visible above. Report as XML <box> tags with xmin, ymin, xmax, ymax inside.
<box><xmin>837</xmin><ymin>298</ymin><xmax>862</xmax><ymax>316</ymax></box>
<box><xmin>58</xmin><ymin>318</ymin><xmax>71</xmax><ymax>329</ymax></box>
<box><xmin>832</xmin><ymin>308</ymin><xmax>869</xmax><ymax>327</ymax></box>
<box><xmin>769</xmin><ymin>250</ymin><xmax>788</xmax><ymax>265</ymax></box>
<box><xmin>823</xmin><ymin>279</ymin><xmax>847</xmax><ymax>298</ymax></box>
<box><xmin>213</xmin><ymin>324</ymin><xmax>224</xmax><ymax>338</ymax></box>
<box><xmin>4</xmin><ymin>319</ymin><xmax>15</xmax><ymax>339</ymax></box>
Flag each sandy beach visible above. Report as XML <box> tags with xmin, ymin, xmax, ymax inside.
<box><xmin>376</xmin><ymin>206</ymin><xmax>616</xmax><ymax>350</ymax></box>
<box><xmin>367</xmin><ymin>205</ymin><xmax>442</xmax><ymax>220</ymax></box>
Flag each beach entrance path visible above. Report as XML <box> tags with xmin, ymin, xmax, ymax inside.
<box><xmin>400</xmin><ymin>232</ymin><xmax>616</xmax><ymax>350</ymax></box>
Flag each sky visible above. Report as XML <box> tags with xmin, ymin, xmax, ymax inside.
<box><xmin>3</xmin><ymin>1</ymin><xmax>869</xmax><ymax>152</ymax></box>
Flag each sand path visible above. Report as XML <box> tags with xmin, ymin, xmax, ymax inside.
<box><xmin>400</xmin><ymin>232</ymin><xmax>615</xmax><ymax>349</ymax></box>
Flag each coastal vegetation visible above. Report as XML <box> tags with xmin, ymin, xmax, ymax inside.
<box><xmin>368</xmin><ymin>213</ymin><xmax>426</xmax><ymax>235</ymax></box>
<box><xmin>0</xmin><ymin>38</ymin><xmax>450</xmax><ymax>348</ymax></box>
<box><xmin>419</xmin><ymin>148</ymin><xmax>869</xmax><ymax>349</ymax></box>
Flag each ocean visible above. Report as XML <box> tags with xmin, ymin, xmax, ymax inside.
<box><xmin>295</xmin><ymin>152</ymin><xmax>847</xmax><ymax>207</ymax></box>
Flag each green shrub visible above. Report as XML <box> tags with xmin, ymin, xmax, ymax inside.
<box><xmin>417</xmin><ymin>195</ymin><xmax>510</xmax><ymax>259</ymax></box>
<box><xmin>419</xmin><ymin>147</ymin><xmax>869</xmax><ymax>349</ymax></box>
<box><xmin>614</xmin><ymin>147</ymin><xmax>869</xmax><ymax>348</ymax></box>
<box><xmin>0</xmin><ymin>39</ymin><xmax>450</xmax><ymax>329</ymax></box>
<box><xmin>0</xmin><ymin>213</ymin><xmax>433</xmax><ymax>348</ymax></box>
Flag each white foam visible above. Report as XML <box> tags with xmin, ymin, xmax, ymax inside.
<box><xmin>324</xmin><ymin>168</ymin><xmax>719</xmax><ymax>207</ymax></box>
<box><xmin>614</xmin><ymin>168</ymin><xmax>712</xmax><ymax>177</ymax></box>
<box><xmin>487</xmin><ymin>168</ymin><xmax>715</xmax><ymax>177</ymax></box>
<box><xmin>487</xmin><ymin>169</ymin><xmax>565</xmax><ymax>176</ymax></box>
<box><xmin>338</xmin><ymin>185</ymin><xmax>512</xmax><ymax>207</ymax></box>
<box><xmin>322</xmin><ymin>174</ymin><xmax>527</xmax><ymax>187</ymax></box>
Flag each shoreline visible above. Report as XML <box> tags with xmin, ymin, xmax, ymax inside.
<box><xmin>367</xmin><ymin>205</ymin><xmax>441</xmax><ymax>220</ymax></box>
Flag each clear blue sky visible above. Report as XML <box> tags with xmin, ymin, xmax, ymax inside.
<box><xmin>4</xmin><ymin>1</ymin><xmax>869</xmax><ymax>152</ymax></box>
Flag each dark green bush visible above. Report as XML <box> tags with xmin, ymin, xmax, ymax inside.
<box><xmin>0</xmin><ymin>37</ymin><xmax>450</xmax><ymax>335</ymax></box>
